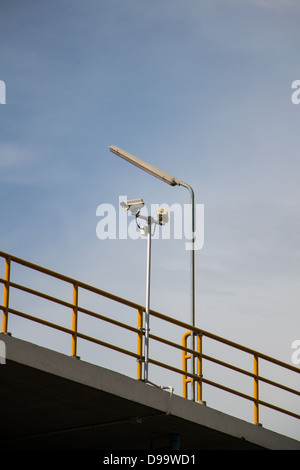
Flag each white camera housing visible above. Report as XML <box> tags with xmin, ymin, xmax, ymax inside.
<box><xmin>156</xmin><ymin>206</ymin><xmax>169</xmax><ymax>225</ymax></box>
<box><xmin>120</xmin><ymin>198</ymin><xmax>145</xmax><ymax>215</ymax></box>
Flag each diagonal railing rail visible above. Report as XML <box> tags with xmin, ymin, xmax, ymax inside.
<box><xmin>0</xmin><ymin>250</ymin><xmax>299</xmax><ymax>432</ymax></box>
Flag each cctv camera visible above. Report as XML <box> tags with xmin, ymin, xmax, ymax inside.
<box><xmin>156</xmin><ymin>206</ymin><xmax>169</xmax><ymax>225</ymax></box>
<box><xmin>120</xmin><ymin>198</ymin><xmax>145</xmax><ymax>215</ymax></box>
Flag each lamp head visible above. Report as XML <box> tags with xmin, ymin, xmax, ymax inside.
<box><xmin>109</xmin><ymin>146</ymin><xmax>180</xmax><ymax>186</ymax></box>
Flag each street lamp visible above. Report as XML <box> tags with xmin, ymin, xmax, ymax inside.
<box><xmin>110</xmin><ymin>145</ymin><xmax>197</xmax><ymax>400</ymax></box>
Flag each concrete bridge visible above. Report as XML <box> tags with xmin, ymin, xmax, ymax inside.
<box><xmin>0</xmin><ymin>334</ymin><xmax>299</xmax><ymax>451</ymax></box>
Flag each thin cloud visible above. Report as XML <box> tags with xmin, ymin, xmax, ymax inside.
<box><xmin>0</xmin><ymin>143</ymin><xmax>32</xmax><ymax>169</ymax></box>
<box><xmin>216</xmin><ymin>0</ymin><xmax>300</xmax><ymax>9</ymax></box>
<box><xmin>248</xmin><ymin>0</ymin><xmax>300</xmax><ymax>9</ymax></box>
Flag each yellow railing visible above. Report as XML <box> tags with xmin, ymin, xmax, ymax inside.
<box><xmin>1</xmin><ymin>251</ymin><xmax>299</xmax><ymax>431</ymax></box>
<box><xmin>181</xmin><ymin>331</ymin><xmax>300</xmax><ymax>425</ymax></box>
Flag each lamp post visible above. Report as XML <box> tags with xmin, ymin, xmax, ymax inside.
<box><xmin>110</xmin><ymin>146</ymin><xmax>197</xmax><ymax>400</ymax></box>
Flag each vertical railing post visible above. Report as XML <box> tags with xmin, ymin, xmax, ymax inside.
<box><xmin>182</xmin><ymin>331</ymin><xmax>191</xmax><ymax>399</ymax></box>
<box><xmin>2</xmin><ymin>257</ymin><xmax>11</xmax><ymax>334</ymax></box>
<box><xmin>71</xmin><ymin>283</ymin><xmax>78</xmax><ymax>357</ymax></box>
<box><xmin>137</xmin><ymin>308</ymin><xmax>144</xmax><ymax>380</ymax></box>
<box><xmin>254</xmin><ymin>353</ymin><xmax>259</xmax><ymax>424</ymax></box>
<box><xmin>197</xmin><ymin>333</ymin><xmax>203</xmax><ymax>403</ymax></box>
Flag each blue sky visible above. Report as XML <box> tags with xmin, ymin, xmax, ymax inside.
<box><xmin>1</xmin><ymin>0</ymin><xmax>300</xmax><ymax>438</ymax></box>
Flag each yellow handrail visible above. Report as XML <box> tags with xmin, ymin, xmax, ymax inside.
<box><xmin>137</xmin><ymin>308</ymin><xmax>144</xmax><ymax>380</ymax></box>
<box><xmin>254</xmin><ymin>353</ymin><xmax>259</xmax><ymax>424</ymax></box>
<box><xmin>1</xmin><ymin>257</ymin><xmax>10</xmax><ymax>334</ymax></box>
<box><xmin>182</xmin><ymin>331</ymin><xmax>191</xmax><ymax>399</ymax></box>
<box><xmin>72</xmin><ymin>282</ymin><xmax>78</xmax><ymax>357</ymax></box>
<box><xmin>1</xmin><ymin>250</ymin><xmax>299</xmax><ymax>433</ymax></box>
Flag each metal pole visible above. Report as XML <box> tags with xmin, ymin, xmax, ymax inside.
<box><xmin>179</xmin><ymin>182</ymin><xmax>195</xmax><ymax>401</ymax></box>
<box><xmin>144</xmin><ymin>216</ymin><xmax>152</xmax><ymax>382</ymax></box>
